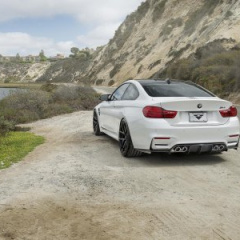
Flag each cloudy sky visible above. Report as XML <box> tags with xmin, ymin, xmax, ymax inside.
<box><xmin>0</xmin><ymin>0</ymin><xmax>143</xmax><ymax>57</ymax></box>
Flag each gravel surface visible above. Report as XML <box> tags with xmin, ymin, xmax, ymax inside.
<box><xmin>0</xmin><ymin>111</ymin><xmax>240</xmax><ymax>240</ymax></box>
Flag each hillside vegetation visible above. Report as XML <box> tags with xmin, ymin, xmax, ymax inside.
<box><xmin>0</xmin><ymin>84</ymin><xmax>100</xmax><ymax>125</ymax></box>
<box><xmin>160</xmin><ymin>39</ymin><xmax>240</xmax><ymax>97</ymax></box>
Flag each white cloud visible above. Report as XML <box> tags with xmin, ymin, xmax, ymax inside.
<box><xmin>0</xmin><ymin>0</ymin><xmax>143</xmax><ymax>25</ymax></box>
<box><xmin>0</xmin><ymin>0</ymin><xmax>143</xmax><ymax>55</ymax></box>
<box><xmin>77</xmin><ymin>22</ymin><xmax>121</xmax><ymax>48</ymax></box>
<box><xmin>0</xmin><ymin>32</ymin><xmax>75</xmax><ymax>56</ymax></box>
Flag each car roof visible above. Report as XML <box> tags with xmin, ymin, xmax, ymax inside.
<box><xmin>131</xmin><ymin>79</ymin><xmax>194</xmax><ymax>85</ymax></box>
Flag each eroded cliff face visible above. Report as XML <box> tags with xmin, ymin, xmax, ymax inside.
<box><xmin>90</xmin><ymin>0</ymin><xmax>240</xmax><ymax>85</ymax></box>
<box><xmin>0</xmin><ymin>62</ymin><xmax>51</xmax><ymax>83</ymax></box>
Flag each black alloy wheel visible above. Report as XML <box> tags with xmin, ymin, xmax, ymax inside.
<box><xmin>93</xmin><ymin>110</ymin><xmax>102</xmax><ymax>136</ymax></box>
<box><xmin>119</xmin><ymin>119</ymin><xmax>142</xmax><ymax>157</ymax></box>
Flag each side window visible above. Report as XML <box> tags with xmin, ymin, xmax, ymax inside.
<box><xmin>110</xmin><ymin>84</ymin><xmax>129</xmax><ymax>101</ymax></box>
<box><xmin>122</xmin><ymin>84</ymin><xmax>139</xmax><ymax>100</ymax></box>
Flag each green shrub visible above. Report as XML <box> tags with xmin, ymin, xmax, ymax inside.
<box><xmin>168</xmin><ymin>44</ymin><xmax>191</xmax><ymax>58</ymax></box>
<box><xmin>2</xmin><ymin>90</ymin><xmax>50</xmax><ymax>119</ymax></box>
<box><xmin>108</xmin><ymin>80</ymin><xmax>115</xmax><ymax>86</ymax></box>
<box><xmin>42</xmin><ymin>103</ymin><xmax>72</xmax><ymax>118</ymax></box>
<box><xmin>134</xmin><ymin>1</ymin><xmax>150</xmax><ymax>23</ymax></box>
<box><xmin>0</xmin><ymin>116</ymin><xmax>14</xmax><ymax>137</ymax></box>
<box><xmin>52</xmin><ymin>86</ymin><xmax>78</xmax><ymax>101</ymax></box>
<box><xmin>40</xmin><ymin>83</ymin><xmax>57</xmax><ymax>92</ymax></box>
<box><xmin>96</xmin><ymin>79</ymin><xmax>104</xmax><ymax>85</ymax></box>
<box><xmin>110</xmin><ymin>64</ymin><xmax>124</xmax><ymax>78</ymax></box>
<box><xmin>152</xmin><ymin>0</ymin><xmax>167</xmax><ymax>22</ymax></box>
<box><xmin>225</xmin><ymin>10</ymin><xmax>233</xmax><ymax>18</ymax></box>
<box><xmin>161</xmin><ymin>40</ymin><xmax>240</xmax><ymax>97</ymax></box>
<box><xmin>203</xmin><ymin>51</ymin><xmax>239</xmax><ymax>66</ymax></box>
<box><xmin>0</xmin><ymin>86</ymin><xmax>100</xmax><ymax>124</ymax></box>
<box><xmin>137</xmin><ymin>65</ymin><xmax>143</xmax><ymax>74</ymax></box>
<box><xmin>148</xmin><ymin>60</ymin><xmax>162</xmax><ymax>70</ymax></box>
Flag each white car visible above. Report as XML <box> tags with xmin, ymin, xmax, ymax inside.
<box><xmin>93</xmin><ymin>79</ymin><xmax>239</xmax><ymax>157</ymax></box>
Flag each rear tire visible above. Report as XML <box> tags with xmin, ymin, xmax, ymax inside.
<box><xmin>93</xmin><ymin>110</ymin><xmax>103</xmax><ymax>136</ymax></box>
<box><xmin>119</xmin><ymin>119</ymin><xmax>142</xmax><ymax>158</ymax></box>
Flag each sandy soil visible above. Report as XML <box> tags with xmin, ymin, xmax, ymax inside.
<box><xmin>0</xmin><ymin>111</ymin><xmax>240</xmax><ymax>240</ymax></box>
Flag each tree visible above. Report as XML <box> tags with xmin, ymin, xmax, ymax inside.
<box><xmin>16</xmin><ymin>53</ymin><xmax>21</xmax><ymax>62</ymax></box>
<box><xmin>70</xmin><ymin>47</ymin><xmax>79</xmax><ymax>58</ymax></box>
<box><xmin>39</xmin><ymin>49</ymin><xmax>47</xmax><ymax>61</ymax></box>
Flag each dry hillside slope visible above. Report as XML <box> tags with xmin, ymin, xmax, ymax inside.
<box><xmin>92</xmin><ymin>0</ymin><xmax>240</xmax><ymax>85</ymax></box>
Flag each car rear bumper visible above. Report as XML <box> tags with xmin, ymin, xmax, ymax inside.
<box><xmin>130</xmin><ymin>117</ymin><xmax>240</xmax><ymax>153</ymax></box>
<box><xmin>153</xmin><ymin>142</ymin><xmax>228</xmax><ymax>154</ymax></box>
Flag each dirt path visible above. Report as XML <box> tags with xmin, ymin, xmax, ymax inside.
<box><xmin>0</xmin><ymin>111</ymin><xmax>240</xmax><ymax>240</ymax></box>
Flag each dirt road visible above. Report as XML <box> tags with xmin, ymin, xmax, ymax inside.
<box><xmin>0</xmin><ymin>111</ymin><xmax>240</xmax><ymax>240</ymax></box>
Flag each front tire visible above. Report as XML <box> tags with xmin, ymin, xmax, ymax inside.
<box><xmin>119</xmin><ymin>119</ymin><xmax>142</xmax><ymax>158</ymax></box>
<box><xmin>93</xmin><ymin>110</ymin><xmax>103</xmax><ymax>136</ymax></box>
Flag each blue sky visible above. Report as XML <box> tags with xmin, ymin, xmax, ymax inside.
<box><xmin>0</xmin><ymin>15</ymin><xmax>86</xmax><ymax>41</ymax></box>
<box><xmin>0</xmin><ymin>0</ymin><xmax>143</xmax><ymax>57</ymax></box>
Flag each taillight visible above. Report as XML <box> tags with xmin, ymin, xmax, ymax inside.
<box><xmin>143</xmin><ymin>106</ymin><xmax>177</xmax><ymax>118</ymax></box>
<box><xmin>219</xmin><ymin>106</ymin><xmax>237</xmax><ymax>118</ymax></box>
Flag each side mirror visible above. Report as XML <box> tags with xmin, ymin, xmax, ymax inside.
<box><xmin>99</xmin><ymin>94</ymin><xmax>111</xmax><ymax>101</ymax></box>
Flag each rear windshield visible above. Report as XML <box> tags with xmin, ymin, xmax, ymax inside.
<box><xmin>140</xmin><ymin>82</ymin><xmax>215</xmax><ymax>97</ymax></box>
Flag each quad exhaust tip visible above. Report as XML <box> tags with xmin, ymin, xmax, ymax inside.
<box><xmin>171</xmin><ymin>144</ymin><xmax>226</xmax><ymax>153</ymax></box>
<box><xmin>212</xmin><ymin>144</ymin><xmax>225</xmax><ymax>152</ymax></box>
<box><xmin>172</xmin><ymin>146</ymin><xmax>188</xmax><ymax>153</ymax></box>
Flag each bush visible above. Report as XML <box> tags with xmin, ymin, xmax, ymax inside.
<box><xmin>40</xmin><ymin>83</ymin><xmax>57</xmax><ymax>92</ymax></box>
<box><xmin>225</xmin><ymin>10</ymin><xmax>233</xmax><ymax>19</ymax></box>
<box><xmin>52</xmin><ymin>86</ymin><xmax>78</xmax><ymax>101</ymax></box>
<box><xmin>96</xmin><ymin>79</ymin><xmax>104</xmax><ymax>86</ymax></box>
<box><xmin>42</xmin><ymin>103</ymin><xmax>72</xmax><ymax>118</ymax></box>
<box><xmin>108</xmin><ymin>80</ymin><xmax>115</xmax><ymax>86</ymax></box>
<box><xmin>110</xmin><ymin>64</ymin><xmax>124</xmax><ymax>78</ymax></box>
<box><xmin>0</xmin><ymin>116</ymin><xmax>14</xmax><ymax>137</ymax></box>
<box><xmin>152</xmin><ymin>0</ymin><xmax>167</xmax><ymax>22</ymax></box>
<box><xmin>134</xmin><ymin>1</ymin><xmax>150</xmax><ymax>23</ymax></box>
<box><xmin>0</xmin><ymin>85</ymin><xmax>100</xmax><ymax>124</ymax></box>
<box><xmin>2</xmin><ymin>90</ymin><xmax>50</xmax><ymax>120</ymax></box>
<box><xmin>148</xmin><ymin>60</ymin><xmax>162</xmax><ymax>70</ymax></box>
<box><xmin>76</xmin><ymin>87</ymin><xmax>100</xmax><ymax>109</ymax></box>
<box><xmin>161</xmin><ymin>40</ymin><xmax>240</xmax><ymax>97</ymax></box>
<box><xmin>168</xmin><ymin>44</ymin><xmax>191</xmax><ymax>58</ymax></box>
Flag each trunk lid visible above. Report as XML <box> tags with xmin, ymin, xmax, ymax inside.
<box><xmin>151</xmin><ymin>97</ymin><xmax>231</xmax><ymax>126</ymax></box>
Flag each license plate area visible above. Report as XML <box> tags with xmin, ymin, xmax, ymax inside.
<box><xmin>189</xmin><ymin>112</ymin><xmax>208</xmax><ymax>122</ymax></box>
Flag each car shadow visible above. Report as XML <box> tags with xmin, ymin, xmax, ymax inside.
<box><xmin>131</xmin><ymin>152</ymin><xmax>226</xmax><ymax>167</ymax></box>
<box><xmin>91</xmin><ymin>133</ymin><xmax>226</xmax><ymax>167</ymax></box>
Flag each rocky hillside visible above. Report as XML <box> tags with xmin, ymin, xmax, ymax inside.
<box><xmin>90</xmin><ymin>0</ymin><xmax>240</xmax><ymax>85</ymax></box>
<box><xmin>1</xmin><ymin>0</ymin><xmax>240</xmax><ymax>96</ymax></box>
<box><xmin>0</xmin><ymin>62</ymin><xmax>50</xmax><ymax>83</ymax></box>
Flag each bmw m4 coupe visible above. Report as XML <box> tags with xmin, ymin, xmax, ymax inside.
<box><xmin>93</xmin><ymin>79</ymin><xmax>239</xmax><ymax>157</ymax></box>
